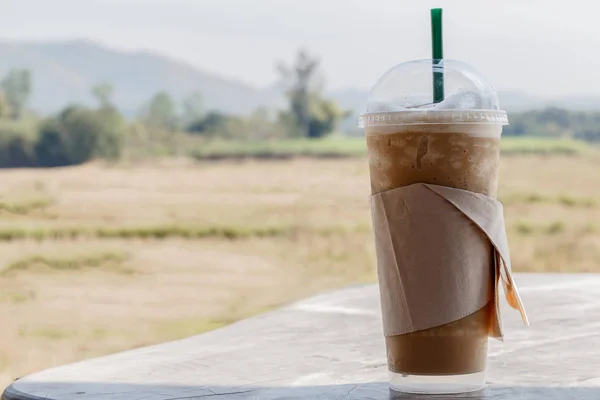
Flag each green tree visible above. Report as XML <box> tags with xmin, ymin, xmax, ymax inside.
<box><xmin>91</xmin><ymin>83</ymin><xmax>114</xmax><ymax>109</ymax></box>
<box><xmin>0</xmin><ymin>121</ymin><xmax>36</xmax><ymax>167</ymax></box>
<box><xmin>277</xmin><ymin>110</ymin><xmax>301</xmax><ymax>138</ymax></box>
<box><xmin>187</xmin><ymin>111</ymin><xmax>231</xmax><ymax>136</ymax></box>
<box><xmin>278</xmin><ymin>49</ymin><xmax>321</xmax><ymax>138</ymax></box>
<box><xmin>0</xmin><ymin>92</ymin><xmax>13</xmax><ymax>119</ymax></box>
<box><xmin>244</xmin><ymin>108</ymin><xmax>286</xmax><ymax>139</ymax></box>
<box><xmin>91</xmin><ymin>83</ymin><xmax>125</xmax><ymax>143</ymax></box>
<box><xmin>35</xmin><ymin>106</ymin><xmax>123</xmax><ymax>167</ymax></box>
<box><xmin>536</xmin><ymin>107</ymin><xmax>570</xmax><ymax>128</ymax></box>
<box><xmin>1</xmin><ymin>69</ymin><xmax>32</xmax><ymax>120</ymax></box>
<box><xmin>181</xmin><ymin>92</ymin><xmax>204</xmax><ymax>128</ymax></box>
<box><xmin>143</xmin><ymin>91</ymin><xmax>177</xmax><ymax>131</ymax></box>
<box><xmin>308</xmin><ymin>97</ymin><xmax>350</xmax><ymax>138</ymax></box>
<box><xmin>187</xmin><ymin>110</ymin><xmax>286</xmax><ymax>140</ymax></box>
<box><xmin>95</xmin><ymin>106</ymin><xmax>125</xmax><ymax>160</ymax></box>
<box><xmin>503</xmin><ymin>107</ymin><xmax>600</xmax><ymax>141</ymax></box>
<box><xmin>278</xmin><ymin>50</ymin><xmax>346</xmax><ymax>138</ymax></box>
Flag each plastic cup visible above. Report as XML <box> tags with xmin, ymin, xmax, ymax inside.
<box><xmin>360</xmin><ymin>60</ymin><xmax>508</xmax><ymax>394</ymax></box>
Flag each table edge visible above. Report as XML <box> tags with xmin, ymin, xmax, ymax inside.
<box><xmin>2</xmin><ymin>384</ymin><xmax>50</xmax><ymax>400</ymax></box>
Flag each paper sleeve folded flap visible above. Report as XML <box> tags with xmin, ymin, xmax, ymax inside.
<box><xmin>370</xmin><ymin>183</ymin><xmax>528</xmax><ymax>340</ymax></box>
<box><xmin>426</xmin><ymin>185</ymin><xmax>529</xmax><ymax>328</ymax></box>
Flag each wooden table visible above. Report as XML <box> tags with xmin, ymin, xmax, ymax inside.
<box><xmin>3</xmin><ymin>274</ymin><xmax>600</xmax><ymax>399</ymax></box>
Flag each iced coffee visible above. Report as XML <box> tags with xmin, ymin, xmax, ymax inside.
<box><xmin>366</xmin><ymin>125</ymin><xmax>500</xmax><ymax>375</ymax></box>
<box><xmin>360</xmin><ymin>58</ymin><xmax>526</xmax><ymax>394</ymax></box>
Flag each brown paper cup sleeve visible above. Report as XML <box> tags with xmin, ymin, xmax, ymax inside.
<box><xmin>370</xmin><ymin>183</ymin><xmax>528</xmax><ymax>340</ymax></box>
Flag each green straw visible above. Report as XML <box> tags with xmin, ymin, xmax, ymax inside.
<box><xmin>431</xmin><ymin>8</ymin><xmax>444</xmax><ymax>103</ymax></box>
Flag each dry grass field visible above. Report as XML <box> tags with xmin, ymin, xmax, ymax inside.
<box><xmin>1</xmin><ymin>152</ymin><xmax>599</xmax><ymax>388</ymax></box>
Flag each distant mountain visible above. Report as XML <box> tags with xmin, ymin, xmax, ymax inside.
<box><xmin>496</xmin><ymin>91</ymin><xmax>600</xmax><ymax>112</ymax></box>
<box><xmin>499</xmin><ymin>92</ymin><xmax>600</xmax><ymax>113</ymax></box>
<box><xmin>0</xmin><ymin>40</ymin><xmax>283</xmax><ymax>116</ymax></box>
<box><xmin>0</xmin><ymin>40</ymin><xmax>598</xmax><ymax>117</ymax></box>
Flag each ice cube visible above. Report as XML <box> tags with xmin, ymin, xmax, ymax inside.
<box><xmin>433</xmin><ymin>91</ymin><xmax>483</xmax><ymax>110</ymax></box>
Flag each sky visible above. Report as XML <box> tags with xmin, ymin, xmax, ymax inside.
<box><xmin>1</xmin><ymin>0</ymin><xmax>599</xmax><ymax>96</ymax></box>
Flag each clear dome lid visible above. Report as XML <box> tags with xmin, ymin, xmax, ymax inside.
<box><xmin>360</xmin><ymin>59</ymin><xmax>508</xmax><ymax>127</ymax></box>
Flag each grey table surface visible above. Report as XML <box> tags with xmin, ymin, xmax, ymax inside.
<box><xmin>3</xmin><ymin>274</ymin><xmax>600</xmax><ymax>400</ymax></box>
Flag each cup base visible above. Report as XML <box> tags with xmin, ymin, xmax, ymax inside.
<box><xmin>389</xmin><ymin>370</ymin><xmax>485</xmax><ymax>395</ymax></box>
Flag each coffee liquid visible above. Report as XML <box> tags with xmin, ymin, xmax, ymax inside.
<box><xmin>367</xmin><ymin>127</ymin><xmax>500</xmax><ymax>375</ymax></box>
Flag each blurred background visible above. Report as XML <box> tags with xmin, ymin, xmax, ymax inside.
<box><xmin>0</xmin><ymin>0</ymin><xmax>599</xmax><ymax>388</ymax></box>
